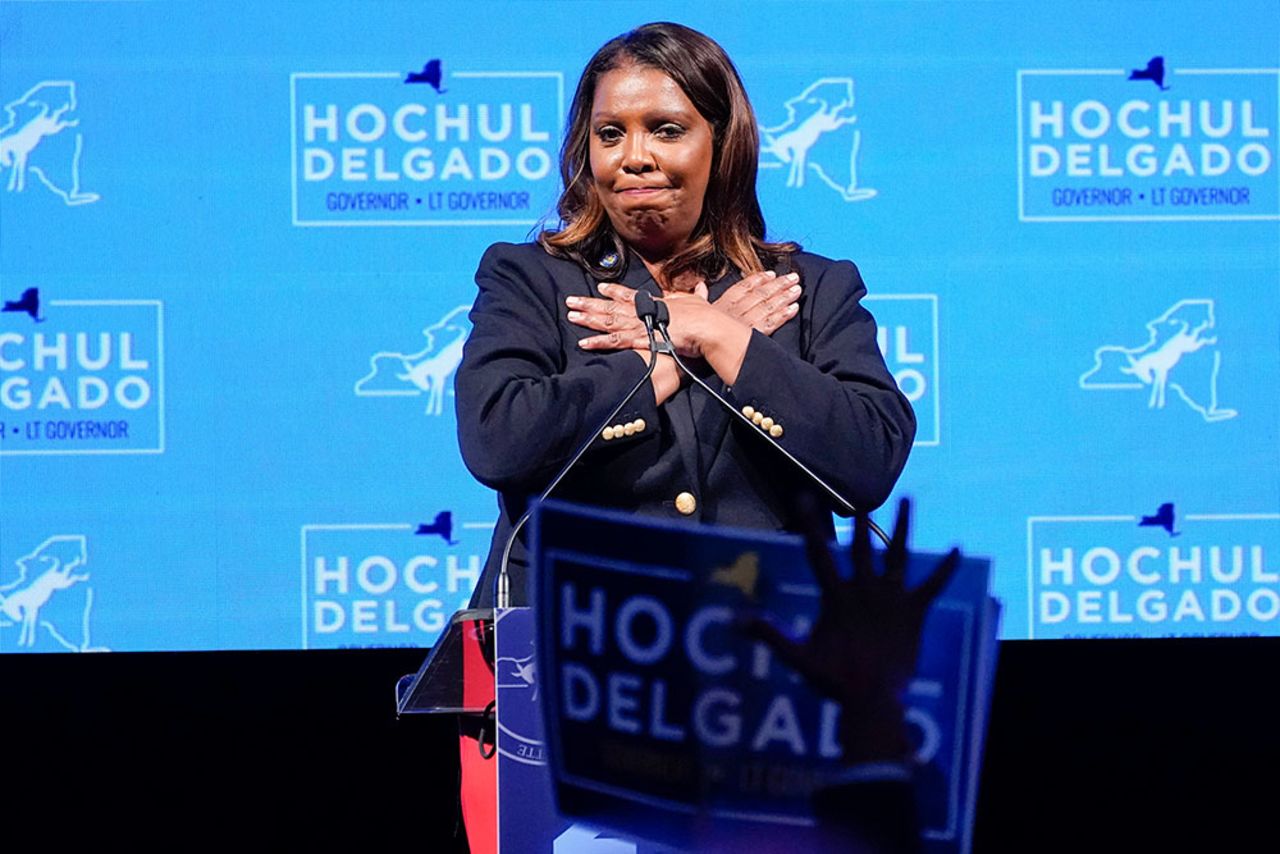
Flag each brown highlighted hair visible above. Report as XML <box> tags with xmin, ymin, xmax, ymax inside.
<box><xmin>539</xmin><ymin>22</ymin><xmax>797</xmax><ymax>284</ymax></box>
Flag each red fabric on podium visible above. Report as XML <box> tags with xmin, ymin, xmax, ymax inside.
<box><xmin>460</xmin><ymin>732</ymin><xmax>497</xmax><ymax>854</ymax></box>
<box><xmin>460</xmin><ymin>615</ymin><xmax>497</xmax><ymax>854</ymax></box>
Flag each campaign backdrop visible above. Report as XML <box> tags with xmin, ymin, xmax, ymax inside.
<box><xmin>2</xmin><ymin>0</ymin><xmax>1277</xmax><ymax>651</ymax></box>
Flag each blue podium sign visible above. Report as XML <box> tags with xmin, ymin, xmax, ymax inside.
<box><xmin>530</xmin><ymin>501</ymin><xmax>1000</xmax><ymax>853</ymax></box>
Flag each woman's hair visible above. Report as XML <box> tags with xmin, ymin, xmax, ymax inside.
<box><xmin>539</xmin><ymin>22</ymin><xmax>797</xmax><ymax>283</ymax></box>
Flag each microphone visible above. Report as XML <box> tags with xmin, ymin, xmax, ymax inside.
<box><xmin>652</xmin><ymin>311</ymin><xmax>890</xmax><ymax>545</ymax></box>
<box><xmin>634</xmin><ymin>289</ymin><xmax>658</xmax><ymax>325</ymax></box>
<box><xmin>495</xmin><ymin>289</ymin><xmax>662</xmax><ymax>608</ymax></box>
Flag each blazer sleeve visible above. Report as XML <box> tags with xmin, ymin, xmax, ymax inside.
<box><xmin>454</xmin><ymin>243</ymin><xmax>660</xmax><ymax>492</ymax></box>
<box><xmin>727</xmin><ymin>257</ymin><xmax>915</xmax><ymax>512</ymax></box>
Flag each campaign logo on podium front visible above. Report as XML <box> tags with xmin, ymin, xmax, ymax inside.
<box><xmin>1027</xmin><ymin>507</ymin><xmax>1280</xmax><ymax>639</ymax></box>
<box><xmin>758</xmin><ymin>77</ymin><xmax>877</xmax><ymax>202</ymax></box>
<box><xmin>290</xmin><ymin>60</ymin><xmax>564</xmax><ymax>226</ymax></box>
<box><xmin>0</xmin><ymin>290</ymin><xmax>164</xmax><ymax>455</ymax></box>
<box><xmin>1017</xmin><ymin>59</ymin><xmax>1278</xmax><ymax>221</ymax></box>
<box><xmin>1079</xmin><ymin>298</ymin><xmax>1236</xmax><ymax>423</ymax></box>
<box><xmin>353</xmin><ymin>305</ymin><xmax>471</xmax><ymax>416</ymax></box>
<box><xmin>0</xmin><ymin>534</ymin><xmax>109</xmax><ymax>653</ymax></box>
<box><xmin>0</xmin><ymin>80</ymin><xmax>100</xmax><ymax>206</ymax></box>
<box><xmin>300</xmin><ymin>514</ymin><xmax>483</xmax><ymax>649</ymax></box>
<box><xmin>865</xmin><ymin>294</ymin><xmax>939</xmax><ymax>446</ymax></box>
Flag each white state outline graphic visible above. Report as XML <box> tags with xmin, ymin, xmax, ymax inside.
<box><xmin>290</xmin><ymin>70</ymin><xmax>565</xmax><ymax>227</ymax></box>
<box><xmin>865</xmin><ymin>294</ymin><xmax>940</xmax><ymax>447</ymax></box>
<box><xmin>1025</xmin><ymin>513</ymin><xmax>1280</xmax><ymax>639</ymax></box>
<box><xmin>1078</xmin><ymin>298</ymin><xmax>1237</xmax><ymax>423</ymax></box>
<box><xmin>1016</xmin><ymin>67</ymin><xmax>1280</xmax><ymax>222</ymax></box>
<box><xmin>0</xmin><ymin>80</ymin><xmax>100</xmax><ymax>206</ymax></box>
<box><xmin>1</xmin><ymin>300</ymin><xmax>165</xmax><ymax>456</ymax></box>
<box><xmin>758</xmin><ymin>77</ymin><xmax>877</xmax><ymax>202</ymax></box>
<box><xmin>0</xmin><ymin>534</ymin><xmax>108</xmax><ymax>652</ymax></box>
<box><xmin>353</xmin><ymin>304</ymin><xmax>471</xmax><ymax>415</ymax></box>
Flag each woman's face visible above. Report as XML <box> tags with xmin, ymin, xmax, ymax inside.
<box><xmin>588</xmin><ymin>64</ymin><xmax>714</xmax><ymax>263</ymax></box>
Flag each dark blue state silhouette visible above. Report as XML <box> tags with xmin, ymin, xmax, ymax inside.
<box><xmin>1139</xmin><ymin>502</ymin><xmax>1180</xmax><ymax>537</ymax></box>
<box><xmin>2</xmin><ymin>287</ymin><xmax>43</xmax><ymax>322</ymax></box>
<box><xmin>416</xmin><ymin>511</ymin><xmax>457</xmax><ymax>545</ymax></box>
<box><xmin>1128</xmin><ymin>56</ymin><xmax>1170</xmax><ymax>90</ymax></box>
<box><xmin>406</xmin><ymin>59</ymin><xmax>447</xmax><ymax>93</ymax></box>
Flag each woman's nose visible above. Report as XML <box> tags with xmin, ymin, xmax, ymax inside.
<box><xmin>622</xmin><ymin>134</ymin><xmax>655</xmax><ymax>172</ymax></box>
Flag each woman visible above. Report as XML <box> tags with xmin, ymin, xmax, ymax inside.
<box><xmin>456</xmin><ymin>22</ymin><xmax>914</xmax><ymax>610</ymax></box>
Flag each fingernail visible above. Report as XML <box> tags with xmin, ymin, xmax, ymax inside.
<box><xmin>787</xmin><ymin>304</ymin><xmax>799</xmax><ymax>314</ymax></box>
<box><xmin>789</xmin><ymin>284</ymin><xmax>802</xmax><ymax>295</ymax></box>
<box><xmin>566</xmin><ymin>295</ymin><xmax>582</xmax><ymax>307</ymax></box>
<box><xmin>784</xmin><ymin>273</ymin><xmax>800</xmax><ymax>282</ymax></box>
<box><xmin>764</xmin><ymin>270</ymin><xmax>777</xmax><ymax>279</ymax></box>
<box><xmin>567</xmin><ymin>310</ymin><xmax>583</xmax><ymax>321</ymax></box>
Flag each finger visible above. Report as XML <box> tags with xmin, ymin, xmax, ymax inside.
<box><xmin>577</xmin><ymin>332</ymin><xmax>648</xmax><ymax>351</ymax></box>
<box><xmin>568</xmin><ymin>305</ymin><xmax>645</xmax><ymax>333</ymax></box>
<box><xmin>740</xmin><ymin>616</ymin><xmax>814</xmax><ymax>680</ymax></box>
<box><xmin>910</xmin><ymin>547</ymin><xmax>961</xmax><ymax>609</ymax></box>
<box><xmin>719</xmin><ymin>270</ymin><xmax>776</xmax><ymax>308</ymax></box>
<box><xmin>567</xmin><ymin>295</ymin><xmax>634</xmax><ymax>316</ymax></box>
<box><xmin>694</xmin><ymin>281</ymin><xmax>709</xmax><ymax>301</ymax></box>
<box><xmin>718</xmin><ymin>270</ymin><xmax>772</xmax><ymax>298</ymax></box>
<box><xmin>851</xmin><ymin>512</ymin><xmax>874</xmax><ymax>586</ymax></box>
<box><xmin>800</xmin><ymin>513</ymin><xmax>842</xmax><ymax>599</ymax></box>
<box><xmin>737</xmin><ymin>274</ymin><xmax>801</xmax><ymax>318</ymax></box>
<box><xmin>885</xmin><ymin>496</ymin><xmax>911</xmax><ymax>585</ymax></box>
<box><xmin>596</xmin><ymin>282</ymin><xmax>636</xmax><ymax>303</ymax></box>
<box><xmin>753</xmin><ymin>302</ymin><xmax>801</xmax><ymax>335</ymax></box>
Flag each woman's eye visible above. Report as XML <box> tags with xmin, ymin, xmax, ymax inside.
<box><xmin>655</xmin><ymin>124</ymin><xmax>685</xmax><ymax>139</ymax></box>
<box><xmin>594</xmin><ymin>126</ymin><xmax>623</xmax><ymax>143</ymax></box>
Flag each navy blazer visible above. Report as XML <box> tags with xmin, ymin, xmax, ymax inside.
<box><xmin>455</xmin><ymin>242</ymin><xmax>915</xmax><ymax>607</ymax></box>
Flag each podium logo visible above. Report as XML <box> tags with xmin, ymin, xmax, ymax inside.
<box><xmin>0</xmin><ymin>81</ymin><xmax>100</xmax><ymax>206</ymax></box>
<box><xmin>1027</xmin><ymin>508</ymin><xmax>1280</xmax><ymax>639</ymax></box>
<box><xmin>1017</xmin><ymin>59</ymin><xmax>1278</xmax><ymax>221</ymax></box>
<box><xmin>496</xmin><ymin>609</ymin><xmax>547</xmax><ymax>766</ymax></box>
<box><xmin>0</xmin><ymin>292</ymin><xmax>165</xmax><ymax>455</ymax></box>
<box><xmin>353</xmin><ymin>305</ymin><xmax>470</xmax><ymax>416</ymax></box>
<box><xmin>0</xmin><ymin>535</ymin><xmax>108</xmax><ymax>652</ymax></box>
<box><xmin>300</xmin><ymin>519</ymin><xmax>483</xmax><ymax>649</ymax></box>
<box><xmin>865</xmin><ymin>294</ymin><xmax>939</xmax><ymax>446</ymax></box>
<box><xmin>1079</xmin><ymin>298</ymin><xmax>1236</xmax><ymax>423</ymax></box>
<box><xmin>759</xmin><ymin>78</ymin><xmax>877</xmax><ymax>202</ymax></box>
<box><xmin>290</xmin><ymin>62</ymin><xmax>564</xmax><ymax>226</ymax></box>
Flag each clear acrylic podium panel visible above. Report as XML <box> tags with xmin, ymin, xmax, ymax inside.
<box><xmin>395</xmin><ymin>608</ymin><xmax>494</xmax><ymax>715</ymax></box>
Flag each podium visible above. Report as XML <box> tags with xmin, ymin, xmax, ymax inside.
<box><xmin>398</xmin><ymin>501</ymin><xmax>1000</xmax><ymax>853</ymax></box>
<box><xmin>397</xmin><ymin>607</ymin><xmax>578</xmax><ymax>852</ymax></box>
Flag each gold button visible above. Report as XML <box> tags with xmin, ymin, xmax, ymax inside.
<box><xmin>602</xmin><ymin>426</ymin><xmax>615</xmax><ymax>440</ymax></box>
<box><xmin>624</xmin><ymin>421</ymin><xmax>637</xmax><ymax>436</ymax></box>
<box><xmin>760</xmin><ymin>416</ymin><xmax>774</xmax><ymax>430</ymax></box>
<box><xmin>752</xmin><ymin>411</ymin><xmax>764</xmax><ymax>425</ymax></box>
<box><xmin>769</xmin><ymin>424</ymin><xmax>784</xmax><ymax>438</ymax></box>
<box><xmin>675</xmin><ymin>491</ymin><xmax>697</xmax><ymax>515</ymax></box>
<box><xmin>741</xmin><ymin>405</ymin><xmax>755</xmax><ymax>418</ymax></box>
<box><xmin>634</xmin><ymin>418</ymin><xmax>646</xmax><ymax>432</ymax></box>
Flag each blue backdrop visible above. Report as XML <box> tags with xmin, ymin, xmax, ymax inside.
<box><xmin>2</xmin><ymin>0</ymin><xmax>1277</xmax><ymax>651</ymax></box>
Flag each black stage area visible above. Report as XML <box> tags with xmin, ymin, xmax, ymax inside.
<box><xmin>4</xmin><ymin>637</ymin><xmax>1277</xmax><ymax>850</ymax></box>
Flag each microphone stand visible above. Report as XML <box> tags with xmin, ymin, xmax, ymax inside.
<box><xmin>494</xmin><ymin>293</ymin><xmax>663</xmax><ymax>608</ymax></box>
